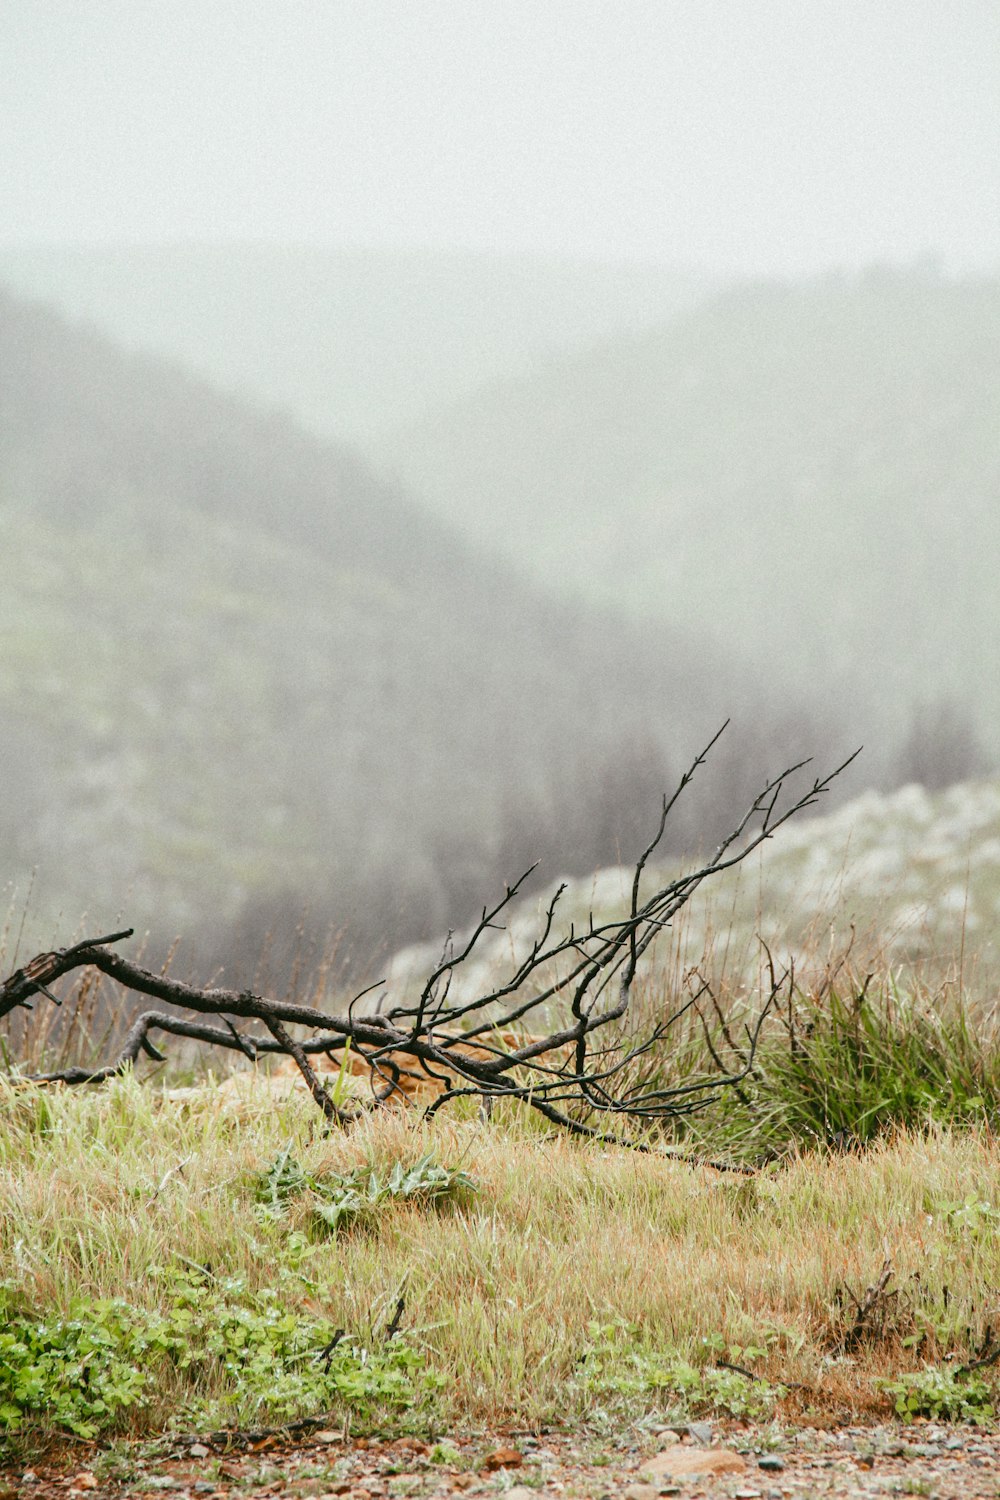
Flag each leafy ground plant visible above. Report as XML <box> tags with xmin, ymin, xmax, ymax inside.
<box><xmin>256</xmin><ymin>1149</ymin><xmax>476</xmax><ymax>1234</ymax></box>
<box><xmin>0</xmin><ymin>1266</ymin><xmax>439</xmax><ymax>1445</ymax></box>
<box><xmin>575</xmin><ymin>1320</ymin><xmax>784</xmax><ymax>1421</ymax></box>
<box><xmin>875</xmin><ymin>1366</ymin><xmax>996</xmax><ymax>1424</ymax></box>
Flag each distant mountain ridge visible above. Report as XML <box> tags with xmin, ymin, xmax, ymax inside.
<box><xmin>380</xmin><ymin>268</ymin><xmax>1000</xmax><ymax>749</ymax></box>
<box><xmin>0</xmin><ymin>242</ymin><xmax>706</xmax><ymax>441</ymax></box>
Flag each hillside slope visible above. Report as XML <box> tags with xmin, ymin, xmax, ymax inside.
<box><xmin>0</xmin><ymin>244</ymin><xmax>705</xmax><ymax>441</ymax></box>
<box><xmin>381</xmin><ymin>269</ymin><xmax>1000</xmax><ymax>745</ymax></box>
<box><xmin>1</xmin><ymin>287</ymin><xmax>780</xmax><ymax>979</ymax></box>
<box><xmin>384</xmin><ymin>773</ymin><xmax>1000</xmax><ymax>1010</ymax></box>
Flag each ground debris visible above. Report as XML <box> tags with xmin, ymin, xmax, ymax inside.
<box><xmin>9</xmin><ymin>1421</ymin><xmax>1000</xmax><ymax>1498</ymax></box>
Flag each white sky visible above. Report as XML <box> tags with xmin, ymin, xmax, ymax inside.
<box><xmin>3</xmin><ymin>0</ymin><xmax>999</xmax><ymax>274</ymax></box>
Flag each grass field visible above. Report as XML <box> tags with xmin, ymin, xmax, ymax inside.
<box><xmin>6</xmin><ymin>784</ymin><xmax>1000</xmax><ymax>1463</ymax></box>
<box><xmin>4</xmin><ymin>984</ymin><xmax>1000</xmax><ymax>1459</ymax></box>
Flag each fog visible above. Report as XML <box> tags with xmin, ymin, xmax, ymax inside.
<box><xmin>3</xmin><ymin>2</ymin><xmax>999</xmax><ymax>272</ymax></box>
<box><xmin>1</xmin><ymin>3</ymin><xmax>998</xmax><ymax>988</ymax></box>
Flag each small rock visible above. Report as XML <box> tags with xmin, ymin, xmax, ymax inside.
<box><xmin>21</xmin><ymin>1475</ymin><xmax>39</xmax><ymax>1486</ymax></box>
<box><xmin>648</xmin><ymin>1428</ymin><xmax>681</xmax><ymax>1444</ymax></box>
<box><xmin>945</xmin><ymin>1437</ymin><xmax>964</xmax><ymax>1451</ymax></box>
<box><xmin>623</xmin><ymin>1485</ymin><xmax>658</xmax><ymax>1500</ymax></box>
<box><xmin>642</xmin><ymin>1448</ymin><xmax>747</xmax><ymax>1481</ymax></box>
<box><xmin>499</xmin><ymin>1488</ymin><xmax>536</xmax><ymax>1500</ymax></box>
<box><xmin>144</xmin><ymin>1479</ymin><xmax>184</xmax><ymax>1492</ymax></box>
<box><xmin>188</xmin><ymin>1442</ymin><xmax>211</xmax><ymax>1459</ymax></box>
<box><xmin>686</xmin><ymin>1421</ymin><xmax>713</xmax><ymax>1444</ymax></box>
<box><xmin>192</xmin><ymin>1486</ymin><xmax>217</xmax><ymax>1495</ymax></box>
<box><xmin>72</xmin><ymin>1476</ymin><xmax>100</xmax><ymax>1493</ymax></box>
<box><xmin>757</xmin><ymin>1456</ymin><xmax>785</xmax><ymax>1472</ymax></box>
<box><xmin>482</xmin><ymin>1446</ymin><xmax>522</xmax><ymax>1471</ymax></box>
<box><xmin>451</xmin><ymin>1475</ymin><xmax>477</xmax><ymax>1490</ymax></box>
<box><xmin>315</xmin><ymin>1429</ymin><xmax>342</xmax><ymax>1445</ymax></box>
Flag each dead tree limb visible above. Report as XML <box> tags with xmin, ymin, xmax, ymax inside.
<box><xmin>0</xmin><ymin>733</ymin><xmax>858</xmax><ymax>1141</ymax></box>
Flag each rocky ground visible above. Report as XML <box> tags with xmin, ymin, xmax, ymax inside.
<box><xmin>8</xmin><ymin>1421</ymin><xmax>1000</xmax><ymax>1500</ymax></box>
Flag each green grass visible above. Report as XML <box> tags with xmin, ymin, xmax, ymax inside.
<box><xmin>3</xmin><ymin>1055</ymin><xmax>1000</xmax><ymax>1458</ymax></box>
<box><xmin>6</xmin><ymin>936</ymin><xmax>1000</xmax><ymax>1458</ymax></box>
<box><xmin>651</xmin><ymin>965</ymin><xmax>1000</xmax><ymax>1164</ymax></box>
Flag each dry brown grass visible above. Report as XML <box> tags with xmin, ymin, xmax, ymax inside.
<box><xmin>3</xmin><ymin>1071</ymin><xmax>1000</xmax><ymax>1436</ymax></box>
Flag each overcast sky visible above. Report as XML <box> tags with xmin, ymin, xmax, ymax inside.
<box><xmin>4</xmin><ymin>1</ymin><xmax>999</xmax><ymax>275</ymax></box>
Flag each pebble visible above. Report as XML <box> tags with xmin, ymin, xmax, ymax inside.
<box><xmin>642</xmin><ymin>1447</ymin><xmax>747</xmax><ymax>1481</ymax></box>
<box><xmin>757</xmin><ymin>1455</ymin><xmax>785</xmax><ymax>1471</ymax></box>
<box><xmin>482</xmin><ymin>1446</ymin><xmax>522</xmax><ymax>1471</ymax></box>
<box><xmin>686</xmin><ymin>1421</ymin><xmax>714</xmax><ymax>1444</ymax></box>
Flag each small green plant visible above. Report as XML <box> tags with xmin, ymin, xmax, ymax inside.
<box><xmin>0</xmin><ymin>1300</ymin><xmax>148</xmax><ymax>1438</ymax></box>
<box><xmin>576</xmin><ymin>1320</ymin><xmax>782</xmax><ymax>1419</ymax></box>
<box><xmin>256</xmin><ymin>1150</ymin><xmax>476</xmax><ymax>1235</ymax></box>
<box><xmin>0</xmin><ymin>1267</ymin><xmax>440</xmax><ymax>1442</ymax></box>
<box><xmin>875</xmin><ymin>1365</ymin><xmax>996</xmax><ymax>1424</ymax></box>
<box><xmin>428</xmin><ymin>1440</ymin><xmax>462</xmax><ymax>1465</ymax></box>
<box><xmin>935</xmin><ymin>1195</ymin><xmax>1000</xmax><ymax>1236</ymax></box>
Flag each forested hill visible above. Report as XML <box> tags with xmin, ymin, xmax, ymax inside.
<box><xmin>381</xmin><ymin>269</ymin><xmax>1000</xmax><ymax>746</ymax></box>
<box><xmin>1</xmin><ymin>287</ymin><xmax>794</xmax><ymax>983</ymax></box>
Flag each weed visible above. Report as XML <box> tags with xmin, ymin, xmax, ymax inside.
<box><xmin>0</xmin><ymin>1266</ymin><xmax>440</xmax><ymax>1445</ymax></box>
<box><xmin>933</xmin><ymin>1194</ymin><xmax>1000</xmax><ymax>1237</ymax></box>
<box><xmin>875</xmin><ymin>1365</ymin><xmax>996</xmax><ymax>1423</ymax></box>
<box><xmin>428</xmin><ymin>1440</ymin><xmax>462</xmax><ymax>1465</ymax></box>
<box><xmin>256</xmin><ymin>1149</ymin><xmax>476</xmax><ymax>1234</ymax></box>
<box><xmin>576</xmin><ymin>1320</ymin><xmax>783</xmax><ymax>1420</ymax></box>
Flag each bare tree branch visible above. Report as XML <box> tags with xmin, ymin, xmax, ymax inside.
<box><xmin>0</xmin><ymin>736</ymin><xmax>857</xmax><ymax>1149</ymax></box>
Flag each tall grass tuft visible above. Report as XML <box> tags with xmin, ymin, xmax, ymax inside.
<box><xmin>641</xmin><ymin>958</ymin><xmax>1000</xmax><ymax>1164</ymax></box>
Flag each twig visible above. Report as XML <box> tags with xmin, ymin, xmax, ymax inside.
<box><xmin>2</xmin><ymin>737</ymin><xmax>858</xmax><ymax>1143</ymax></box>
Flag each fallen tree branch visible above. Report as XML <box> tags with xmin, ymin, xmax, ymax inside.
<box><xmin>0</xmin><ymin>732</ymin><xmax>858</xmax><ymax>1144</ymax></box>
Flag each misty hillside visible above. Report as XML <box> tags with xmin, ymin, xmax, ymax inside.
<box><xmin>384</xmin><ymin>772</ymin><xmax>1000</xmax><ymax>1013</ymax></box>
<box><xmin>0</xmin><ymin>244</ymin><xmax>705</xmax><ymax>441</ymax></box>
<box><xmin>381</xmin><ymin>268</ymin><xmax>1000</xmax><ymax>749</ymax></box>
<box><xmin>1</xmin><ymin>285</ymin><xmax>807</xmax><ymax>980</ymax></box>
